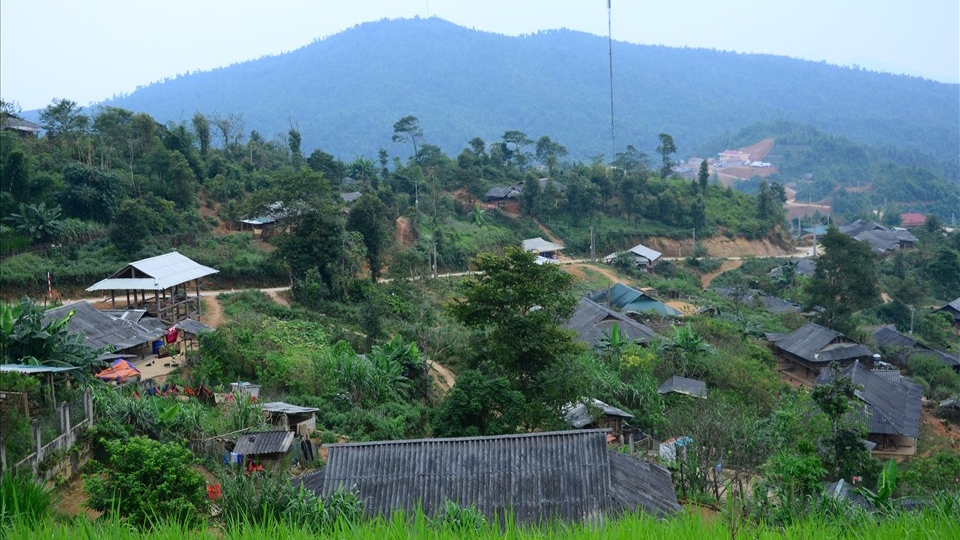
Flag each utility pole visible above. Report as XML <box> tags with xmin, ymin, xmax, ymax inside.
<box><xmin>692</xmin><ymin>228</ymin><xmax>696</xmax><ymax>259</ymax></box>
<box><xmin>433</xmin><ymin>241</ymin><xmax>438</xmax><ymax>278</ymax></box>
<box><xmin>590</xmin><ymin>226</ymin><xmax>595</xmax><ymax>262</ymax></box>
<box><xmin>910</xmin><ymin>307</ymin><xmax>916</xmax><ymax>336</ymax></box>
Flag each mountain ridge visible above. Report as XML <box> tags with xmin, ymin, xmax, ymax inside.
<box><xmin>89</xmin><ymin>17</ymin><xmax>958</xmax><ymax>172</ymax></box>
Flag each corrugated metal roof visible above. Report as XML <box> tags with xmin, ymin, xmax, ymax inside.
<box><xmin>43</xmin><ymin>302</ymin><xmax>161</xmax><ymax>352</ymax></box>
<box><xmin>769</xmin><ymin>323</ymin><xmax>873</xmax><ymax>363</ymax></box>
<box><xmin>310</xmin><ymin>430</ymin><xmax>677</xmax><ymax>524</ymax></box>
<box><xmin>0</xmin><ymin>364</ymin><xmax>80</xmax><ymax>374</ymax></box>
<box><xmin>174</xmin><ymin>318</ymin><xmax>213</xmax><ymax>336</ymax></box>
<box><xmin>628</xmin><ymin>244</ymin><xmax>661</xmax><ymax>263</ymax></box>
<box><xmin>564</xmin><ymin>399</ymin><xmax>634</xmax><ymax>428</ymax></box>
<box><xmin>261</xmin><ymin>402</ymin><xmax>320</xmax><ymax>414</ymax></box>
<box><xmin>87</xmin><ymin>252</ymin><xmax>218</xmax><ymax>291</ymax></box>
<box><xmin>233</xmin><ymin>430</ymin><xmax>295</xmax><ymax>456</ymax></box>
<box><xmin>816</xmin><ymin>361</ymin><xmax>921</xmax><ymax>438</ymax></box>
<box><xmin>657</xmin><ymin>376</ymin><xmax>707</xmax><ymax>399</ymax></box>
<box><xmin>566</xmin><ymin>298</ymin><xmax>657</xmax><ymax>347</ymax></box>
<box><xmin>485</xmin><ymin>185</ymin><xmax>520</xmax><ymax>200</ymax></box>
<box><xmin>608</xmin><ymin>453</ymin><xmax>681</xmax><ymax>517</ymax></box>
<box><xmin>522</xmin><ymin>237</ymin><xmax>564</xmax><ymax>253</ymax></box>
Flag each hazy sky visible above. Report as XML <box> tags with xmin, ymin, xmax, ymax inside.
<box><xmin>2</xmin><ymin>0</ymin><xmax>958</xmax><ymax>111</ymax></box>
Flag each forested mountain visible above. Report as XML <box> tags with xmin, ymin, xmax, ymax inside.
<box><xmin>92</xmin><ymin>17</ymin><xmax>958</xmax><ymax>174</ymax></box>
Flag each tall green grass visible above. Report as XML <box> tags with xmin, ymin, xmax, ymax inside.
<box><xmin>0</xmin><ymin>470</ymin><xmax>54</xmax><ymax>529</ymax></box>
<box><xmin>7</xmin><ymin>501</ymin><xmax>958</xmax><ymax>540</ymax></box>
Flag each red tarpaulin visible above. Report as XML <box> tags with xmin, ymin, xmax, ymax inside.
<box><xmin>96</xmin><ymin>359</ymin><xmax>141</xmax><ymax>382</ymax></box>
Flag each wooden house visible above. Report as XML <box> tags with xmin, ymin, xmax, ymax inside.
<box><xmin>767</xmin><ymin>323</ymin><xmax>875</xmax><ymax>383</ymax></box>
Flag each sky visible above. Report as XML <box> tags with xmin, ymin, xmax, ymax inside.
<box><xmin>2</xmin><ymin>0</ymin><xmax>958</xmax><ymax>112</ymax></box>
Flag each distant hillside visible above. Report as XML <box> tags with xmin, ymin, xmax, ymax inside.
<box><xmin>100</xmin><ymin>17</ymin><xmax>958</xmax><ymax>174</ymax></box>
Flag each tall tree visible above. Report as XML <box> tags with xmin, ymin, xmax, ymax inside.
<box><xmin>447</xmin><ymin>247</ymin><xmax>583</xmax><ymax>429</ymax></box>
<box><xmin>805</xmin><ymin>227</ymin><xmax>880</xmax><ymax>333</ymax></box>
<box><xmin>39</xmin><ymin>98</ymin><xmax>89</xmax><ymax>135</ymax></box>
<box><xmin>346</xmin><ymin>194</ymin><xmax>393</xmax><ymax>282</ymax></box>
<box><xmin>656</xmin><ymin>133</ymin><xmax>677</xmax><ymax>178</ymax></box>
<box><xmin>392</xmin><ymin>115</ymin><xmax>424</xmax><ymax>162</ymax></box>
<box><xmin>191</xmin><ymin>112</ymin><xmax>211</xmax><ymax>157</ymax></box>
<box><xmin>534</xmin><ymin>135</ymin><xmax>568</xmax><ymax>175</ymax></box>
<box><xmin>697</xmin><ymin>159</ymin><xmax>710</xmax><ymax>193</ymax></box>
<box><xmin>288</xmin><ymin>126</ymin><xmax>303</xmax><ymax>170</ymax></box>
<box><xmin>502</xmin><ymin>130</ymin><xmax>533</xmax><ymax>170</ymax></box>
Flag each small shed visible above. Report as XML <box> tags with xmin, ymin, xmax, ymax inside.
<box><xmin>563</xmin><ymin>398</ymin><xmax>634</xmax><ymax>439</ymax></box>
<box><xmin>230</xmin><ymin>381</ymin><xmax>260</xmax><ymax>400</ymax></box>
<box><xmin>522</xmin><ymin>237</ymin><xmax>564</xmax><ymax>260</ymax></box>
<box><xmin>657</xmin><ymin>376</ymin><xmax>707</xmax><ymax>399</ymax></box>
<box><xmin>86</xmin><ymin>251</ymin><xmax>218</xmax><ymax>326</ymax></box>
<box><xmin>605</xmin><ymin>283</ymin><xmax>681</xmax><ymax>317</ymax></box>
<box><xmin>232</xmin><ymin>430</ymin><xmax>295</xmax><ymax>469</ymax></box>
<box><xmin>261</xmin><ymin>401</ymin><xmax>319</xmax><ymax>436</ymax></box>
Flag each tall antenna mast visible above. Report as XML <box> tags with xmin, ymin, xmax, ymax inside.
<box><xmin>608</xmin><ymin>0</ymin><xmax>616</xmax><ymax>159</ymax></box>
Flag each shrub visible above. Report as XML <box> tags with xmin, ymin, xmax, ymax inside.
<box><xmin>83</xmin><ymin>436</ymin><xmax>209</xmax><ymax>528</ymax></box>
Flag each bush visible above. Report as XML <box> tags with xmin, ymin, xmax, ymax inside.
<box><xmin>83</xmin><ymin>436</ymin><xmax>209</xmax><ymax>528</ymax></box>
<box><xmin>0</xmin><ymin>471</ymin><xmax>54</xmax><ymax>529</ymax></box>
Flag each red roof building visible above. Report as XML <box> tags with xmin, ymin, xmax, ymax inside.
<box><xmin>900</xmin><ymin>213</ymin><xmax>926</xmax><ymax>228</ymax></box>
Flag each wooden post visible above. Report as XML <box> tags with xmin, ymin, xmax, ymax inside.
<box><xmin>0</xmin><ymin>440</ymin><xmax>6</xmax><ymax>471</ymax></box>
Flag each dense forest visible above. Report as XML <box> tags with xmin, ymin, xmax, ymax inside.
<box><xmin>37</xmin><ymin>17</ymin><xmax>958</xmax><ymax>181</ymax></box>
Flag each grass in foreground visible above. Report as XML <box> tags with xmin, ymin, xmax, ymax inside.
<box><xmin>5</xmin><ymin>505</ymin><xmax>958</xmax><ymax>540</ymax></box>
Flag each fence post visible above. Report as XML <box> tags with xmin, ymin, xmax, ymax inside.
<box><xmin>1</xmin><ymin>441</ymin><xmax>6</xmax><ymax>471</ymax></box>
<box><xmin>32</xmin><ymin>419</ymin><xmax>41</xmax><ymax>474</ymax></box>
<box><xmin>64</xmin><ymin>402</ymin><xmax>72</xmax><ymax>446</ymax></box>
<box><xmin>84</xmin><ymin>388</ymin><xmax>94</xmax><ymax>428</ymax></box>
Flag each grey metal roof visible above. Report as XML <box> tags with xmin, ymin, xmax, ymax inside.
<box><xmin>537</xmin><ymin>178</ymin><xmax>567</xmax><ymax>192</ymax></box>
<box><xmin>174</xmin><ymin>318</ymin><xmax>213</xmax><ymax>336</ymax></box>
<box><xmin>566</xmin><ymin>297</ymin><xmax>657</xmax><ymax>347</ymax></box>
<box><xmin>714</xmin><ymin>288</ymin><xmax>801</xmax><ymax>314</ymax></box>
<box><xmin>871</xmin><ymin>326</ymin><xmax>960</xmax><ymax>369</ymax></box>
<box><xmin>1</xmin><ymin>117</ymin><xmax>42</xmax><ymax>133</ymax></box>
<box><xmin>628</xmin><ymin>243</ymin><xmax>661</xmax><ymax>263</ymax></box>
<box><xmin>305</xmin><ymin>429</ymin><xmax>677</xmax><ymax>524</ymax></box>
<box><xmin>341</xmin><ymin>191</ymin><xmax>362</xmax><ymax>203</ymax></box>
<box><xmin>43</xmin><ymin>302</ymin><xmax>162</xmax><ymax>352</ymax></box>
<box><xmin>484</xmin><ymin>185</ymin><xmax>521</xmax><ymax>200</ymax></box>
<box><xmin>936</xmin><ymin>297</ymin><xmax>960</xmax><ymax>321</ymax></box>
<box><xmin>99</xmin><ymin>309</ymin><xmax>148</xmax><ymax>322</ymax></box>
<box><xmin>522</xmin><ymin>237</ymin><xmax>564</xmax><ymax>253</ymax></box>
<box><xmin>0</xmin><ymin>364</ymin><xmax>80</xmax><ymax>374</ymax></box>
<box><xmin>233</xmin><ymin>430</ymin><xmax>295</xmax><ymax>456</ymax></box>
<box><xmin>261</xmin><ymin>402</ymin><xmax>320</xmax><ymax>415</ymax></box>
<box><xmin>87</xmin><ymin>251</ymin><xmax>218</xmax><ymax>292</ymax></box>
<box><xmin>839</xmin><ymin>220</ymin><xmax>885</xmax><ymax>237</ymax></box>
<box><xmin>657</xmin><ymin>376</ymin><xmax>708</xmax><ymax>398</ymax></box>
<box><xmin>563</xmin><ymin>399</ymin><xmax>634</xmax><ymax>428</ymax></box>
<box><xmin>816</xmin><ymin>361</ymin><xmax>921</xmax><ymax>438</ymax></box>
<box><xmin>769</xmin><ymin>258</ymin><xmax>817</xmax><ymax>278</ymax></box>
<box><xmin>768</xmin><ymin>323</ymin><xmax>873</xmax><ymax>363</ymax></box>
<box><xmin>608</xmin><ymin>453</ymin><xmax>682</xmax><ymax>517</ymax></box>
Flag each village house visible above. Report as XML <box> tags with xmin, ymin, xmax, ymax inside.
<box><xmin>717</xmin><ymin>149</ymin><xmax>750</xmax><ymax>165</ymax></box>
<box><xmin>815</xmin><ymin>361</ymin><xmax>922</xmax><ymax>455</ymax></box>
<box><xmin>566</xmin><ymin>297</ymin><xmax>658</xmax><ymax>348</ymax></box>
<box><xmin>838</xmin><ymin>220</ymin><xmax>918</xmax><ymax>255</ymax></box>
<box><xmin>601</xmin><ymin>283</ymin><xmax>680</xmax><ymax>317</ymax></box>
<box><xmin>766</xmin><ymin>323</ymin><xmax>876</xmax><ymax>383</ymax></box>
<box><xmin>295</xmin><ymin>430</ymin><xmax>680</xmax><ymax>524</ymax></box>
<box><xmin>935</xmin><ymin>297</ymin><xmax>960</xmax><ymax>328</ymax></box>
<box><xmin>260</xmin><ymin>401</ymin><xmax>320</xmax><ymax>437</ymax></box>
<box><xmin>231</xmin><ymin>430</ymin><xmax>296</xmax><ymax>470</ymax></box>
<box><xmin>603</xmin><ymin>243</ymin><xmax>662</xmax><ymax>271</ymax></box>
<box><xmin>899</xmin><ymin>213</ymin><xmax>926</xmax><ymax>228</ymax></box>
<box><xmin>870</xmin><ymin>325</ymin><xmax>960</xmax><ymax>372</ymax></box>
<box><xmin>522</xmin><ymin>237</ymin><xmax>564</xmax><ymax>263</ymax></box>
<box><xmin>563</xmin><ymin>399</ymin><xmax>635</xmax><ymax>440</ymax></box>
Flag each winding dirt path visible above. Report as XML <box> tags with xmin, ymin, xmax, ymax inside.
<box><xmin>429</xmin><ymin>361</ymin><xmax>456</xmax><ymax>394</ymax></box>
<box><xmin>700</xmin><ymin>259</ymin><xmax>743</xmax><ymax>289</ymax></box>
